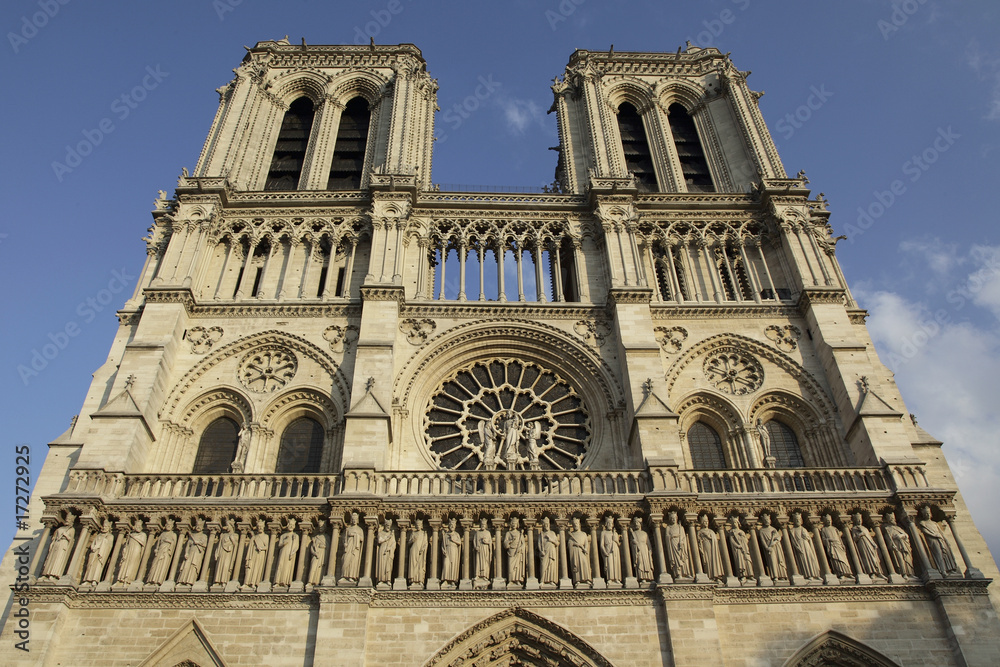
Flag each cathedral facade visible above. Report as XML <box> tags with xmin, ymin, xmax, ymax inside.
<box><xmin>2</xmin><ymin>41</ymin><xmax>999</xmax><ymax>666</ymax></box>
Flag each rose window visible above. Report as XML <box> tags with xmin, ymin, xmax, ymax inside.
<box><xmin>425</xmin><ymin>359</ymin><xmax>590</xmax><ymax>471</ymax></box>
<box><xmin>703</xmin><ymin>350</ymin><xmax>763</xmax><ymax>395</ymax></box>
<box><xmin>238</xmin><ymin>348</ymin><xmax>297</xmax><ymax>393</ymax></box>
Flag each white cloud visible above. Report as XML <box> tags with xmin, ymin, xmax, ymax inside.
<box><xmin>966</xmin><ymin>38</ymin><xmax>1000</xmax><ymax>121</ymax></box>
<box><xmin>856</xmin><ymin>244</ymin><xmax>1000</xmax><ymax>562</ymax></box>
<box><xmin>497</xmin><ymin>96</ymin><xmax>547</xmax><ymax>136</ymax></box>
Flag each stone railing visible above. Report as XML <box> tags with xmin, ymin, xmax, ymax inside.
<box><xmin>340</xmin><ymin>468</ymin><xmax>650</xmax><ymax>497</ymax></box>
<box><xmin>65</xmin><ymin>470</ymin><xmax>336</xmax><ymax>500</ymax></box>
<box><xmin>654</xmin><ymin>467</ymin><xmax>897</xmax><ymax>496</ymax></box>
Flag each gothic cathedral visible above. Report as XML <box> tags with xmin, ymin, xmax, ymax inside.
<box><xmin>3</xmin><ymin>40</ymin><xmax>998</xmax><ymax>666</ymax></box>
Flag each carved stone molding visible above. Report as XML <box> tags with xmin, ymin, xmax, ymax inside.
<box><xmin>400</xmin><ymin>318</ymin><xmax>437</xmax><ymax>346</ymax></box>
<box><xmin>654</xmin><ymin>326</ymin><xmax>688</xmax><ymax>353</ymax></box>
<box><xmin>322</xmin><ymin>324</ymin><xmax>358</xmax><ymax>353</ymax></box>
<box><xmin>764</xmin><ymin>324</ymin><xmax>800</xmax><ymax>352</ymax></box>
<box><xmin>574</xmin><ymin>319</ymin><xmax>612</xmax><ymax>348</ymax></box>
<box><xmin>238</xmin><ymin>347</ymin><xmax>298</xmax><ymax>393</ymax></box>
<box><xmin>703</xmin><ymin>350</ymin><xmax>764</xmax><ymax>395</ymax></box>
<box><xmin>187</xmin><ymin>326</ymin><xmax>223</xmax><ymax>354</ymax></box>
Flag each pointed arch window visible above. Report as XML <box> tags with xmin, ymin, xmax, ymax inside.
<box><xmin>328</xmin><ymin>97</ymin><xmax>370</xmax><ymax>190</ymax></box>
<box><xmin>192</xmin><ymin>417</ymin><xmax>239</xmax><ymax>474</ymax></box>
<box><xmin>617</xmin><ymin>102</ymin><xmax>657</xmax><ymax>192</ymax></box>
<box><xmin>688</xmin><ymin>422</ymin><xmax>726</xmax><ymax>469</ymax></box>
<box><xmin>668</xmin><ymin>103</ymin><xmax>714</xmax><ymax>192</ymax></box>
<box><xmin>276</xmin><ymin>417</ymin><xmax>324</xmax><ymax>473</ymax></box>
<box><xmin>265</xmin><ymin>97</ymin><xmax>315</xmax><ymax>191</ymax></box>
<box><xmin>766</xmin><ymin>420</ymin><xmax>806</xmax><ymax>467</ymax></box>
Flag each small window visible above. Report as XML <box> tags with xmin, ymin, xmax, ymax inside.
<box><xmin>766</xmin><ymin>421</ymin><xmax>805</xmax><ymax>467</ymax></box>
<box><xmin>328</xmin><ymin>97</ymin><xmax>370</xmax><ymax>190</ymax></box>
<box><xmin>265</xmin><ymin>97</ymin><xmax>315</xmax><ymax>191</ymax></box>
<box><xmin>688</xmin><ymin>422</ymin><xmax>726</xmax><ymax>469</ymax></box>
<box><xmin>667</xmin><ymin>104</ymin><xmax>714</xmax><ymax>193</ymax></box>
<box><xmin>276</xmin><ymin>417</ymin><xmax>325</xmax><ymax>473</ymax></box>
<box><xmin>617</xmin><ymin>103</ymin><xmax>657</xmax><ymax>192</ymax></box>
<box><xmin>192</xmin><ymin>417</ymin><xmax>240</xmax><ymax>474</ymax></box>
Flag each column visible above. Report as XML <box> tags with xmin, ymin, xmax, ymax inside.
<box><xmin>258</xmin><ymin>526</ymin><xmax>278</xmax><ymax>592</ymax></box>
<box><xmin>99</xmin><ymin>527</ymin><xmax>127</xmax><ymax>590</ymax></box>
<box><xmin>255</xmin><ymin>243</ymin><xmax>276</xmax><ymax>299</ymax></box>
<box><xmin>427</xmin><ymin>519</ymin><xmax>441</xmax><ymax>590</ymax></box>
<box><xmin>748</xmin><ymin>522</ymin><xmax>770</xmax><ymax>586</ymax></box>
<box><xmin>437</xmin><ymin>241</ymin><xmax>448</xmax><ymax>299</ymax></box>
<box><xmin>665</xmin><ymin>244</ymin><xmax>682</xmax><ymax>302</ymax></box>
<box><xmin>738</xmin><ymin>240</ymin><xmax>762</xmax><ymax>303</ymax></box>
<box><xmin>872</xmin><ymin>518</ymin><xmax>904</xmax><ymax>584</ymax></box>
<box><xmin>717</xmin><ymin>521</ymin><xmax>740</xmax><ymax>587</ymax></box>
<box><xmin>163</xmin><ymin>532</ymin><xmax>187</xmax><ymax>592</ymax></box>
<box><xmin>589</xmin><ymin>518</ymin><xmax>606</xmax><ymax>589</ymax></box>
<box><xmin>457</xmin><ymin>243</ymin><xmax>467</xmax><ymax>301</ymax></box>
<box><xmin>687</xmin><ymin>521</ymin><xmax>709</xmax><ymax>584</ymax></box>
<box><xmin>233</xmin><ymin>242</ymin><xmax>256</xmax><ymax>299</ymax></box>
<box><xmin>28</xmin><ymin>523</ymin><xmax>53</xmax><ymax>582</ymax></box>
<box><xmin>619</xmin><ymin>518</ymin><xmax>638</xmax><ymax>588</ymax></box>
<box><xmin>497</xmin><ymin>243</ymin><xmax>507</xmax><ymax>301</ymax></box>
<box><xmin>415</xmin><ymin>238</ymin><xmax>430</xmax><ymax>299</ymax></box>
<box><xmin>460</xmin><ymin>519</ymin><xmax>472</xmax><ymax>590</ymax></box>
<box><xmin>533</xmin><ymin>244</ymin><xmax>546</xmax><ymax>302</ymax></box>
<box><xmin>702</xmin><ymin>241</ymin><xmax>723</xmax><ymax>303</ymax></box>
<box><xmin>133</xmin><ymin>527</ymin><xmax>156</xmax><ymax>590</ymax></box>
<box><xmin>360</xmin><ymin>519</ymin><xmax>377</xmax><ymax>587</ymax></box>
<box><xmin>719</xmin><ymin>243</ymin><xmax>741</xmax><ymax>302</ymax></box>
<box><xmin>552</xmin><ymin>241</ymin><xmax>565</xmax><ymax>302</ymax></box>
<box><xmin>231</xmin><ymin>527</ymin><xmax>249</xmax><ymax>591</ymax></box>
<box><xmin>195</xmin><ymin>527</ymin><xmax>218</xmax><ymax>591</ymax></box>
<box><xmin>945</xmin><ymin>516</ymin><xmax>984</xmax><ymax>579</ymax></box>
<box><xmin>477</xmin><ymin>245</ymin><xmax>486</xmax><ymax>301</ymax></box>
<box><xmin>213</xmin><ymin>239</ymin><xmax>240</xmax><ymax>300</ymax></box>
<box><xmin>683</xmin><ymin>242</ymin><xmax>701</xmax><ymax>301</ymax></box>
<box><xmin>754</xmin><ymin>239</ymin><xmax>777</xmax><ymax>299</ymax></box>
<box><xmin>841</xmin><ymin>523</ymin><xmax>870</xmax><ymax>585</ymax></box>
<box><xmin>66</xmin><ymin>524</ymin><xmax>93</xmax><ymax>585</ymax></box>
<box><xmin>515</xmin><ymin>246</ymin><xmax>525</xmax><ymax>301</ymax></box>
<box><xmin>525</xmin><ymin>520</ymin><xmax>538</xmax><ymax>590</ymax></box>
<box><xmin>651</xmin><ymin>520</ymin><xmax>672</xmax><ymax>584</ymax></box>
<box><xmin>557</xmin><ymin>520</ymin><xmax>572</xmax><ymax>589</ymax></box>
<box><xmin>292</xmin><ymin>527</ymin><xmax>310</xmax><ymax>592</ymax></box>
<box><xmin>809</xmin><ymin>520</ymin><xmax>839</xmax><ymax>585</ymax></box>
<box><xmin>492</xmin><ymin>519</ymin><xmax>506</xmax><ymax>590</ymax></box>
<box><xmin>339</xmin><ymin>239</ymin><xmax>357</xmax><ymax>298</ymax></box>
<box><xmin>906</xmin><ymin>512</ymin><xmax>940</xmax><ymax>580</ymax></box>
<box><xmin>393</xmin><ymin>522</ymin><xmax>409</xmax><ymax>591</ymax></box>
<box><xmin>781</xmin><ymin>523</ymin><xmax>804</xmax><ymax>586</ymax></box>
<box><xmin>392</xmin><ymin>221</ymin><xmax>405</xmax><ymax>283</ymax></box>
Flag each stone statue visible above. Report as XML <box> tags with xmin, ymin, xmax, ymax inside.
<box><xmin>504</xmin><ymin>517</ymin><xmax>526</xmax><ymax>585</ymax></box>
<box><xmin>473</xmin><ymin>518</ymin><xmax>493</xmax><ymax>583</ymax></box>
<box><xmin>340</xmin><ymin>512</ymin><xmax>364</xmax><ymax>582</ymax></box>
<box><xmin>727</xmin><ymin>516</ymin><xmax>752</xmax><ymax>581</ymax></box>
<box><xmin>147</xmin><ymin>518</ymin><xmax>177</xmax><ymax>585</ymax></box>
<box><xmin>441</xmin><ymin>517</ymin><xmax>462</xmax><ymax>588</ymax></box>
<box><xmin>501</xmin><ymin>412</ymin><xmax>521</xmax><ymax>462</ymax></box>
<box><xmin>630</xmin><ymin>517</ymin><xmax>655</xmax><ymax>583</ymax></box>
<box><xmin>177</xmin><ymin>518</ymin><xmax>207</xmax><ymax>585</ymax></box>
<box><xmin>758</xmin><ymin>513</ymin><xmax>786</xmax><ymax>580</ymax></box>
<box><xmin>479</xmin><ymin>419</ymin><xmax>498</xmax><ymax>467</ymax></box>
<box><xmin>697</xmin><ymin>515</ymin><xmax>724</xmax><ymax>581</ymax></box>
<box><xmin>917</xmin><ymin>506</ymin><xmax>959</xmax><ymax>574</ymax></box>
<box><xmin>244</xmin><ymin>519</ymin><xmax>269</xmax><ymax>587</ymax></box>
<box><xmin>82</xmin><ymin>519</ymin><xmax>114</xmax><ymax>585</ymax></box>
<box><xmin>273</xmin><ymin>518</ymin><xmax>299</xmax><ymax>587</ymax></box>
<box><xmin>307</xmin><ymin>519</ymin><xmax>328</xmax><ymax>586</ymax></box>
<box><xmin>231</xmin><ymin>422</ymin><xmax>251</xmax><ymax>473</ymax></box>
<box><xmin>117</xmin><ymin>518</ymin><xmax>148</xmax><ymax>585</ymax></box>
<box><xmin>882</xmin><ymin>512</ymin><xmax>914</xmax><ymax>576</ymax></box>
<box><xmin>600</xmin><ymin>516</ymin><xmax>622</xmax><ymax>583</ymax></box>
<box><xmin>820</xmin><ymin>514</ymin><xmax>851</xmax><ymax>577</ymax></box>
<box><xmin>850</xmin><ymin>513</ymin><xmax>883</xmax><ymax>578</ymax></box>
<box><xmin>568</xmin><ymin>517</ymin><xmax>592</xmax><ymax>585</ymax></box>
<box><xmin>408</xmin><ymin>519</ymin><xmax>428</xmax><ymax>586</ymax></box>
<box><xmin>664</xmin><ymin>511</ymin><xmax>692</xmax><ymax>579</ymax></box>
<box><xmin>755</xmin><ymin>418</ymin><xmax>772</xmax><ymax>462</ymax></box>
<box><xmin>42</xmin><ymin>515</ymin><xmax>77</xmax><ymax>580</ymax></box>
<box><xmin>525</xmin><ymin>421</ymin><xmax>541</xmax><ymax>467</ymax></box>
<box><xmin>375</xmin><ymin>518</ymin><xmax>396</xmax><ymax>586</ymax></box>
<box><xmin>538</xmin><ymin>517</ymin><xmax>559</xmax><ymax>586</ymax></box>
<box><xmin>214</xmin><ymin>518</ymin><xmax>239</xmax><ymax>585</ymax></box>
<box><xmin>789</xmin><ymin>512</ymin><xmax>820</xmax><ymax>579</ymax></box>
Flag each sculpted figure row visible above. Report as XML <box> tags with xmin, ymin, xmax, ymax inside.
<box><xmin>35</xmin><ymin>504</ymin><xmax>970</xmax><ymax>591</ymax></box>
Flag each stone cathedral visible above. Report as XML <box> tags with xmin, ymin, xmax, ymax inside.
<box><xmin>3</xmin><ymin>40</ymin><xmax>999</xmax><ymax>666</ymax></box>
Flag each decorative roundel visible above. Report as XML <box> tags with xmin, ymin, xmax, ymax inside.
<box><xmin>424</xmin><ymin>358</ymin><xmax>590</xmax><ymax>471</ymax></box>
<box><xmin>238</xmin><ymin>348</ymin><xmax>298</xmax><ymax>393</ymax></box>
<box><xmin>703</xmin><ymin>349</ymin><xmax>763</xmax><ymax>395</ymax></box>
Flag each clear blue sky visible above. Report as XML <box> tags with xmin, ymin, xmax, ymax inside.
<box><xmin>2</xmin><ymin>1</ymin><xmax>998</xmax><ymax>560</ymax></box>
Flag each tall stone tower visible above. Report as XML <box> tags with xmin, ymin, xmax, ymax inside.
<box><xmin>3</xmin><ymin>40</ymin><xmax>998</xmax><ymax>666</ymax></box>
